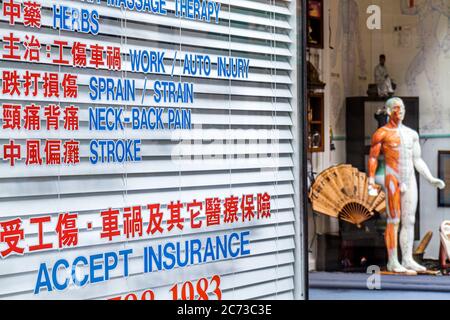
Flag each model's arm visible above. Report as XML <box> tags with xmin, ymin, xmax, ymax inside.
<box><xmin>412</xmin><ymin>131</ymin><xmax>446</xmax><ymax>189</ymax></box>
<box><xmin>368</xmin><ymin>129</ymin><xmax>383</xmax><ymax>186</ymax></box>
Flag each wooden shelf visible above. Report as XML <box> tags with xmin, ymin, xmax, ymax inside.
<box><xmin>307</xmin><ymin>92</ymin><xmax>325</xmax><ymax>153</ymax></box>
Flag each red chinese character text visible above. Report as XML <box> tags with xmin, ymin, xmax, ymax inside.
<box><xmin>205</xmin><ymin>198</ymin><xmax>221</xmax><ymax>227</ymax></box>
<box><xmin>43</xmin><ymin>72</ymin><xmax>60</xmax><ymax>98</ymax></box>
<box><xmin>2</xmin><ymin>32</ymin><xmax>20</xmax><ymax>60</ymax></box>
<box><xmin>187</xmin><ymin>200</ymin><xmax>203</xmax><ymax>229</ymax></box>
<box><xmin>56</xmin><ymin>213</ymin><xmax>78</xmax><ymax>248</ymax></box>
<box><xmin>3</xmin><ymin>0</ymin><xmax>21</xmax><ymax>25</ymax></box>
<box><xmin>29</xmin><ymin>216</ymin><xmax>53</xmax><ymax>252</ymax></box>
<box><xmin>64</xmin><ymin>106</ymin><xmax>79</xmax><ymax>130</ymax></box>
<box><xmin>147</xmin><ymin>204</ymin><xmax>164</xmax><ymax>235</ymax></box>
<box><xmin>72</xmin><ymin>42</ymin><xmax>87</xmax><ymax>67</ymax></box>
<box><xmin>23</xmin><ymin>1</ymin><xmax>42</xmax><ymax>28</ymax></box>
<box><xmin>3</xmin><ymin>140</ymin><xmax>21</xmax><ymax>166</ymax></box>
<box><xmin>241</xmin><ymin>194</ymin><xmax>255</xmax><ymax>222</ymax></box>
<box><xmin>100</xmin><ymin>208</ymin><xmax>121</xmax><ymax>241</ymax></box>
<box><xmin>123</xmin><ymin>206</ymin><xmax>143</xmax><ymax>239</ymax></box>
<box><xmin>45</xmin><ymin>140</ymin><xmax>61</xmax><ymax>165</ymax></box>
<box><xmin>63</xmin><ymin>140</ymin><xmax>80</xmax><ymax>164</ymax></box>
<box><xmin>2</xmin><ymin>70</ymin><xmax>21</xmax><ymax>96</ymax></box>
<box><xmin>23</xmin><ymin>104</ymin><xmax>41</xmax><ymax>130</ymax></box>
<box><xmin>26</xmin><ymin>139</ymin><xmax>42</xmax><ymax>165</ymax></box>
<box><xmin>90</xmin><ymin>44</ymin><xmax>104</xmax><ymax>69</ymax></box>
<box><xmin>167</xmin><ymin>201</ymin><xmax>184</xmax><ymax>232</ymax></box>
<box><xmin>0</xmin><ymin>218</ymin><xmax>24</xmax><ymax>258</ymax></box>
<box><xmin>3</xmin><ymin>104</ymin><xmax>21</xmax><ymax>130</ymax></box>
<box><xmin>62</xmin><ymin>74</ymin><xmax>78</xmax><ymax>99</ymax></box>
<box><xmin>223</xmin><ymin>196</ymin><xmax>239</xmax><ymax>224</ymax></box>
<box><xmin>257</xmin><ymin>193</ymin><xmax>271</xmax><ymax>219</ymax></box>
<box><xmin>53</xmin><ymin>40</ymin><xmax>69</xmax><ymax>65</ymax></box>
<box><xmin>23</xmin><ymin>35</ymin><xmax>41</xmax><ymax>62</ymax></box>
<box><xmin>106</xmin><ymin>46</ymin><xmax>121</xmax><ymax>70</ymax></box>
<box><xmin>23</xmin><ymin>71</ymin><xmax>40</xmax><ymax>97</ymax></box>
<box><xmin>44</xmin><ymin>105</ymin><xmax>61</xmax><ymax>130</ymax></box>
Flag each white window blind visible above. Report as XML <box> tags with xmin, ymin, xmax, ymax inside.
<box><xmin>0</xmin><ymin>0</ymin><xmax>302</xmax><ymax>300</ymax></box>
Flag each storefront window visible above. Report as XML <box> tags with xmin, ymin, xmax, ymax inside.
<box><xmin>308</xmin><ymin>0</ymin><xmax>450</xmax><ymax>300</ymax></box>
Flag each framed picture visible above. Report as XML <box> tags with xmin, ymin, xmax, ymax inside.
<box><xmin>307</xmin><ymin>0</ymin><xmax>324</xmax><ymax>48</ymax></box>
<box><xmin>438</xmin><ymin>151</ymin><xmax>450</xmax><ymax>207</ymax></box>
<box><xmin>309</xmin><ymin>0</ymin><xmax>322</xmax><ymax>18</ymax></box>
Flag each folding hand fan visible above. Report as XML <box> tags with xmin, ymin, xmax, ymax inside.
<box><xmin>308</xmin><ymin>164</ymin><xmax>386</xmax><ymax>227</ymax></box>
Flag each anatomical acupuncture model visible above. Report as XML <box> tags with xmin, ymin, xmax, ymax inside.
<box><xmin>368</xmin><ymin>97</ymin><xmax>446</xmax><ymax>274</ymax></box>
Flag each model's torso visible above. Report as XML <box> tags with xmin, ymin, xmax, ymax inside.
<box><xmin>380</xmin><ymin>125</ymin><xmax>415</xmax><ymax>183</ymax></box>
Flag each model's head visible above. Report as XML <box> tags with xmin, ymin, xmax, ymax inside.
<box><xmin>379</xmin><ymin>54</ymin><xmax>386</xmax><ymax>66</ymax></box>
<box><xmin>386</xmin><ymin>97</ymin><xmax>405</xmax><ymax>122</ymax></box>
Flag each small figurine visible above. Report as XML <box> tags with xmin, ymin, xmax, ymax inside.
<box><xmin>368</xmin><ymin>97</ymin><xmax>446</xmax><ymax>274</ymax></box>
<box><xmin>374</xmin><ymin>54</ymin><xmax>396</xmax><ymax>97</ymax></box>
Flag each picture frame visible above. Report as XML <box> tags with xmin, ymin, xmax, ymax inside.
<box><xmin>307</xmin><ymin>0</ymin><xmax>324</xmax><ymax>49</ymax></box>
<box><xmin>438</xmin><ymin>151</ymin><xmax>450</xmax><ymax>207</ymax></box>
<box><xmin>309</xmin><ymin>1</ymin><xmax>322</xmax><ymax>18</ymax></box>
